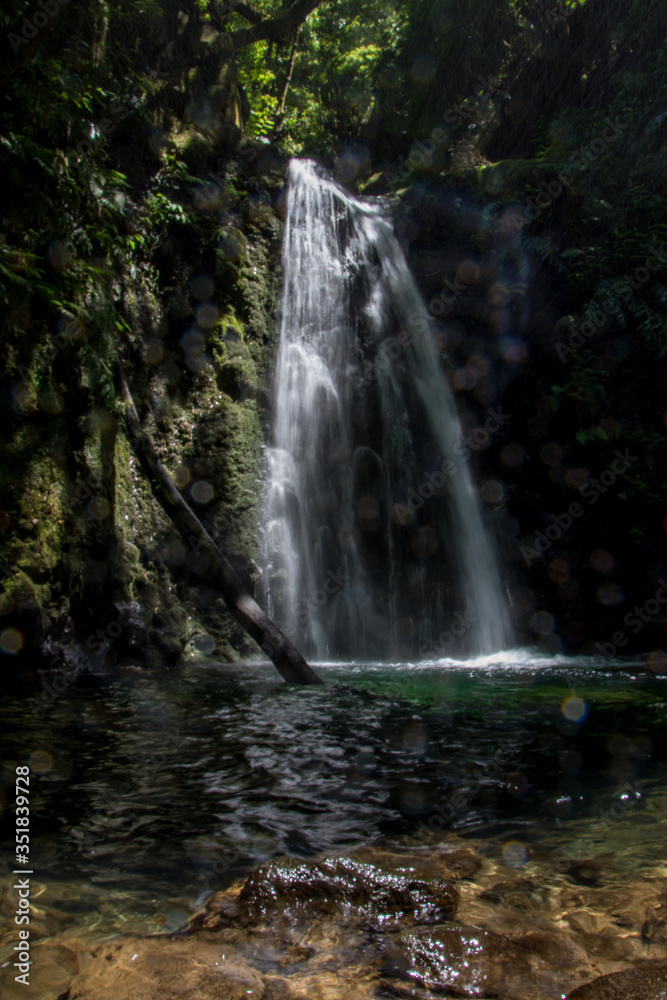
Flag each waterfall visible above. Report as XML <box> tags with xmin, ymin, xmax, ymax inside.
<box><xmin>260</xmin><ymin>159</ymin><xmax>510</xmax><ymax>661</ymax></box>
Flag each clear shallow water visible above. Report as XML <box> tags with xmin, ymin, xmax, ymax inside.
<box><xmin>1</xmin><ymin>654</ymin><xmax>666</xmax><ymax>939</ymax></box>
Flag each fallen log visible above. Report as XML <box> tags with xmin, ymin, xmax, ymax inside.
<box><xmin>117</xmin><ymin>364</ymin><xmax>322</xmax><ymax>685</ymax></box>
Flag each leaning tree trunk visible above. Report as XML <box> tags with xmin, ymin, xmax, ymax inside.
<box><xmin>117</xmin><ymin>365</ymin><xmax>322</xmax><ymax>685</ymax></box>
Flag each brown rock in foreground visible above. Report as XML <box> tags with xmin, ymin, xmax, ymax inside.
<box><xmin>4</xmin><ymin>834</ymin><xmax>667</xmax><ymax>1000</ymax></box>
<box><xmin>235</xmin><ymin>853</ymin><xmax>460</xmax><ymax>928</ymax></box>
<box><xmin>566</xmin><ymin>961</ymin><xmax>667</xmax><ymax>999</ymax></box>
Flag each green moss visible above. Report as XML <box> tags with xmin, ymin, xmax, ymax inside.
<box><xmin>216</xmin><ymin>358</ymin><xmax>257</xmax><ymax>400</ymax></box>
<box><xmin>0</xmin><ymin>570</ymin><xmax>43</xmax><ymax>619</ymax></box>
<box><xmin>208</xmin><ymin>311</ymin><xmax>247</xmax><ymax>364</ymax></box>
<box><xmin>235</xmin><ymin>225</ymin><xmax>281</xmax><ymax>342</ymax></box>
<box><xmin>172</xmin><ymin>127</ymin><xmax>217</xmax><ymax>173</ymax></box>
<box><xmin>17</xmin><ymin>457</ymin><xmax>66</xmax><ymax>579</ymax></box>
<box><xmin>216</xmin><ymin>226</ymin><xmax>248</xmax><ymax>265</ymax></box>
<box><xmin>113</xmin><ymin>431</ymin><xmax>150</xmax><ymax>596</ymax></box>
<box><xmin>172</xmin><ymin>122</ymin><xmax>241</xmax><ymax>174</ymax></box>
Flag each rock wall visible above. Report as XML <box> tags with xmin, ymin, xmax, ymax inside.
<box><xmin>1</xmin><ymin>109</ymin><xmax>289</xmax><ymax>673</ymax></box>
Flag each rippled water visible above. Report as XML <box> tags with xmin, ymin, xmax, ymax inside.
<box><xmin>1</xmin><ymin>652</ymin><xmax>666</xmax><ymax>939</ymax></box>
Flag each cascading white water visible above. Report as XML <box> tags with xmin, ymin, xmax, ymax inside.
<box><xmin>260</xmin><ymin>159</ymin><xmax>510</xmax><ymax>660</ymax></box>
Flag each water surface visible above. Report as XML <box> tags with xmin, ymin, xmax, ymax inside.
<box><xmin>1</xmin><ymin>652</ymin><xmax>666</xmax><ymax>943</ymax></box>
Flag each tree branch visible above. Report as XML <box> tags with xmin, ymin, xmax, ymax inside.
<box><xmin>227</xmin><ymin>0</ymin><xmax>265</xmax><ymax>25</ymax></box>
<box><xmin>230</xmin><ymin>0</ymin><xmax>323</xmax><ymax>48</ymax></box>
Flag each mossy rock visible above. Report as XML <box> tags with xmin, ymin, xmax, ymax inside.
<box><xmin>216</xmin><ymin>227</ymin><xmax>247</xmax><ymax>264</ymax></box>
<box><xmin>245</xmin><ymin>191</ymin><xmax>275</xmax><ymax>225</ymax></box>
<box><xmin>0</xmin><ymin>570</ymin><xmax>43</xmax><ymax>619</ymax></box>
<box><xmin>171</xmin><ymin>127</ymin><xmax>217</xmax><ymax>172</ymax></box>
<box><xmin>208</xmin><ymin>313</ymin><xmax>248</xmax><ymax>363</ymax></box>
<box><xmin>216</xmin><ymin>357</ymin><xmax>257</xmax><ymax>400</ymax></box>
<box><xmin>238</xmin><ymin>139</ymin><xmax>288</xmax><ymax>182</ymax></box>
<box><xmin>172</xmin><ymin>123</ymin><xmax>241</xmax><ymax>173</ymax></box>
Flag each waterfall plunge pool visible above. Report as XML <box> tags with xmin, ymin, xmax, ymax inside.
<box><xmin>1</xmin><ymin>653</ymin><xmax>665</xmax><ymax>958</ymax></box>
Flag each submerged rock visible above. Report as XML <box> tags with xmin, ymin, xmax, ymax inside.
<box><xmin>478</xmin><ymin>876</ymin><xmax>547</xmax><ymax>910</ymax></box>
<box><xmin>65</xmin><ymin>937</ymin><xmax>265</xmax><ymax>1000</ymax></box>
<box><xmin>566</xmin><ymin>961</ymin><xmax>667</xmax><ymax>998</ymax></box>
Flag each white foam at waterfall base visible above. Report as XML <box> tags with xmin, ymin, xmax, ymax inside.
<box><xmin>260</xmin><ymin>158</ymin><xmax>511</xmax><ymax>661</ymax></box>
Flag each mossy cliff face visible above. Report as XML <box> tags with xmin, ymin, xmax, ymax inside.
<box><xmin>0</xmin><ymin>115</ymin><xmax>287</xmax><ymax>672</ymax></box>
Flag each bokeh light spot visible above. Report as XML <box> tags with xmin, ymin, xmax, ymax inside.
<box><xmin>411</xmin><ymin>527</ymin><xmax>437</xmax><ymax>558</ymax></box>
<box><xmin>402</xmin><ymin>724</ymin><xmax>427</xmax><ymax>753</ymax></box>
<box><xmin>596</xmin><ymin>582</ymin><xmax>624</xmax><ymax>607</ymax></box>
<box><xmin>565</xmin><ymin>467</ymin><xmax>589</xmax><ymax>490</ymax></box>
<box><xmin>194</xmin><ymin>634</ymin><xmax>216</xmax><ymax>656</ymax></box>
<box><xmin>457</xmin><ymin>260</ymin><xmax>479</xmax><ymax>285</ymax></box>
<box><xmin>29</xmin><ymin>750</ymin><xmax>53</xmax><ymax>774</ymax></box>
<box><xmin>466</xmin><ymin>355</ymin><xmax>489</xmax><ymax>380</ymax></box>
<box><xmin>589</xmin><ymin>549</ymin><xmax>615</xmax><ymax>574</ymax></box>
<box><xmin>164</xmin><ymin>909</ymin><xmax>190</xmax><ymax>933</ymax></box>
<box><xmin>173</xmin><ymin>464</ymin><xmax>191</xmax><ymax>488</ymax></box>
<box><xmin>453</xmin><ymin>368</ymin><xmax>475</xmax><ymax>391</ymax></box>
<box><xmin>540</xmin><ymin>443</ymin><xmax>562</xmax><ymax>466</ymax></box>
<box><xmin>354</xmin><ymin>751</ymin><xmax>376</xmax><ymax>775</ymax></box>
<box><xmin>562</xmin><ymin>697</ymin><xmax>587</xmax><ymax>722</ymax></box>
<box><xmin>488</xmin><ymin>283</ymin><xmax>512</xmax><ymax>308</ymax></box>
<box><xmin>548</xmin><ymin>558</ymin><xmax>570</xmax><ymax>583</ymax></box>
<box><xmin>648</xmin><ymin>650</ymin><xmax>667</xmax><ymax>674</ymax></box>
<box><xmin>0</xmin><ymin>628</ymin><xmax>23</xmax><ymax>654</ymax></box>
<box><xmin>505</xmin><ymin>771</ymin><xmax>528</xmax><ymax>797</ymax></box>
<box><xmin>480</xmin><ymin>480</ymin><xmax>503</xmax><ymax>503</ymax></box>
<box><xmin>189</xmin><ymin>274</ymin><xmax>214</xmax><ymax>300</ymax></box>
<box><xmin>88</xmin><ymin>497</ymin><xmax>110</xmax><ymax>520</ymax></box>
<box><xmin>391</xmin><ymin>503</ymin><xmax>414</xmax><ymax>526</ymax></box>
<box><xmin>190</xmin><ymin>481</ymin><xmax>214</xmax><ymax>504</ymax></box>
<box><xmin>48</xmin><ymin>242</ymin><xmax>74</xmax><ymax>270</ymax></box>
<box><xmin>39</xmin><ymin>390</ymin><xmax>64</xmax><ymax>415</ymax></box>
<box><xmin>357</xmin><ymin>496</ymin><xmax>380</xmax><ymax>530</ymax></box>
<box><xmin>411</xmin><ymin>54</ymin><xmax>436</xmax><ymax>84</ymax></box>
<box><xmin>141</xmin><ymin>340</ymin><xmax>164</xmax><ymax>365</ymax></box>
<box><xmin>196</xmin><ymin>302</ymin><xmax>219</xmax><ymax>330</ymax></box>
<box><xmin>503</xmin><ymin>840</ymin><xmax>528</xmax><ymax>867</ymax></box>
<box><xmin>499</xmin><ymin>336</ymin><xmax>528</xmax><ymax>364</ymax></box>
<box><xmin>530</xmin><ymin>610</ymin><xmax>555</xmax><ymax>635</ymax></box>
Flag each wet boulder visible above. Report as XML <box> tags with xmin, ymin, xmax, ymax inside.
<box><xmin>387</xmin><ymin>922</ymin><xmax>590</xmax><ymax>1000</ymax></box>
<box><xmin>237</xmin><ymin>853</ymin><xmax>460</xmax><ymax>930</ymax></box>
<box><xmin>566</xmin><ymin>961</ymin><xmax>667</xmax><ymax>998</ymax></box>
